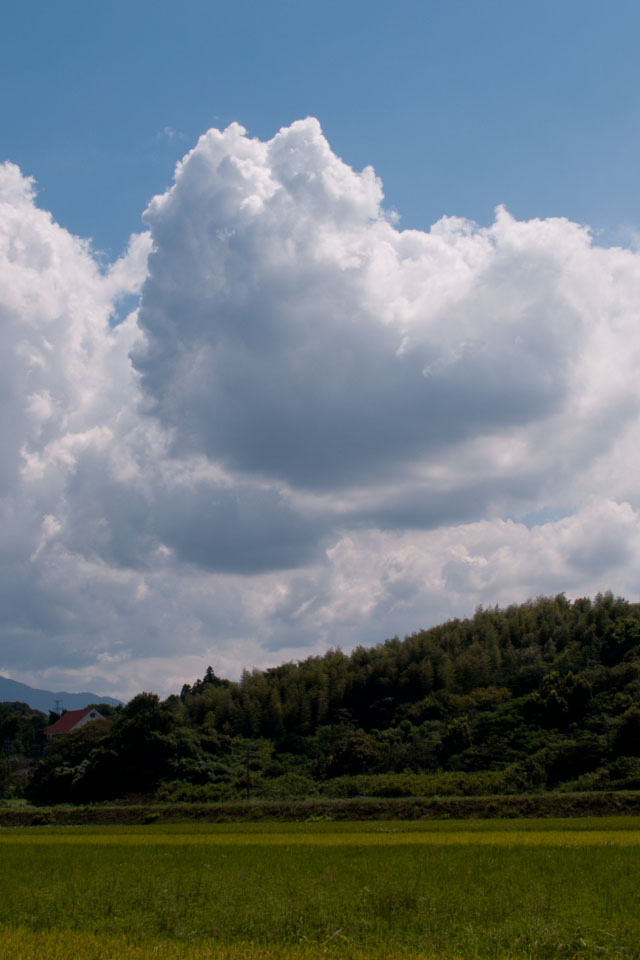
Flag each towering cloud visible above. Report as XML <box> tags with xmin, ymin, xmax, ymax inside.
<box><xmin>1</xmin><ymin>120</ymin><xmax>640</xmax><ymax>698</ymax></box>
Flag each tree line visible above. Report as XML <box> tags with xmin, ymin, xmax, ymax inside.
<box><xmin>4</xmin><ymin>592</ymin><xmax>640</xmax><ymax>803</ymax></box>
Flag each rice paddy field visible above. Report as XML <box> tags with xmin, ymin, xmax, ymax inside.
<box><xmin>1</xmin><ymin>817</ymin><xmax>639</xmax><ymax>960</ymax></box>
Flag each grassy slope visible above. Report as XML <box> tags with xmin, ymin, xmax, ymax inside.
<box><xmin>3</xmin><ymin>789</ymin><xmax>640</xmax><ymax>826</ymax></box>
<box><xmin>1</xmin><ymin>818</ymin><xmax>640</xmax><ymax>959</ymax></box>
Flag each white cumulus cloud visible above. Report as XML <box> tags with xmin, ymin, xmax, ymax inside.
<box><xmin>1</xmin><ymin>118</ymin><xmax>640</xmax><ymax>699</ymax></box>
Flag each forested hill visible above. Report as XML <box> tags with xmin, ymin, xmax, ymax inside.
<box><xmin>180</xmin><ymin>591</ymin><xmax>640</xmax><ymax>739</ymax></box>
<box><xmin>19</xmin><ymin>592</ymin><xmax>640</xmax><ymax>803</ymax></box>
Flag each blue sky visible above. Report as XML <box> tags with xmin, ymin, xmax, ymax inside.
<box><xmin>3</xmin><ymin>1</ymin><xmax>640</xmax><ymax>256</ymax></box>
<box><xmin>2</xmin><ymin>1</ymin><xmax>640</xmax><ymax>698</ymax></box>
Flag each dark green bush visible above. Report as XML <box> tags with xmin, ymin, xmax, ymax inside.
<box><xmin>31</xmin><ymin>810</ymin><xmax>56</xmax><ymax>826</ymax></box>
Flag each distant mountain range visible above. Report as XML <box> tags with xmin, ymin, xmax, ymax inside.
<box><xmin>0</xmin><ymin>675</ymin><xmax>122</xmax><ymax>714</ymax></box>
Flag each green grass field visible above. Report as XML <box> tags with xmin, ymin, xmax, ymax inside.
<box><xmin>1</xmin><ymin>818</ymin><xmax>639</xmax><ymax>959</ymax></box>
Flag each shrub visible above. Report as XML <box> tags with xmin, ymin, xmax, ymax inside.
<box><xmin>256</xmin><ymin>773</ymin><xmax>318</xmax><ymax>800</ymax></box>
<box><xmin>31</xmin><ymin>810</ymin><xmax>56</xmax><ymax>826</ymax></box>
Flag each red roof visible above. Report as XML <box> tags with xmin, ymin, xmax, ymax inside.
<box><xmin>44</xmin><ymin>708</ymin><xmax>95</xmax><ymax>736</ymax></box>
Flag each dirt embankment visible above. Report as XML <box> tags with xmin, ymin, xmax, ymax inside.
<box><xmin>2</xmin><ymin>791</ymin><xmax>640</xmax><ymax>827</ymax></box>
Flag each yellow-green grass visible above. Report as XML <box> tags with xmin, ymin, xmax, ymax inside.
<box><xmin>0</xmin><ymin>926</ymin><xmax>476</xmax><ymax>959</ymax></box>
<box><xmin>1</xmin><ymin>818</ymin><xmax>639</xmax><ymax>959</ymax></box>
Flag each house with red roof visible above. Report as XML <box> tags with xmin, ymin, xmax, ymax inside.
<box><xmin>44</xmin><ymin>707</ymin><xmax>104</xmax><ymax>739</ymax></box>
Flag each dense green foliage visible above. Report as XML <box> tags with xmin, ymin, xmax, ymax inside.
<box><xmin>19</xmin><ymin>592</ymin><xmax>640</xmax><ymax>803</ymax></box>
<box><xmin>0</xmin><ymin>701</ymin><xmax>47</xmax><ymax>797</ymax></box>
<box><xmin>0</xmin><ymin>701</ymin><xmax>46</xmax><ymax>755</ymax></box>
<box><xmin>1</xmin><ymin>820</ymin><xmax>640</xmax><ymax>958</ymax></box>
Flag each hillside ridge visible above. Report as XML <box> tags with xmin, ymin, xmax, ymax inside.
<box><xmin>0</xmin><ymin>675</ymin><xmax>122</xmax><ymax>714</ymax></box>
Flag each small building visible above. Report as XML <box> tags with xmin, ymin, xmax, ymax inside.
<box><xmin>44</xmin><ymin>707</ymin><xmax>104</xmax><ymax>740</ymax></box>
